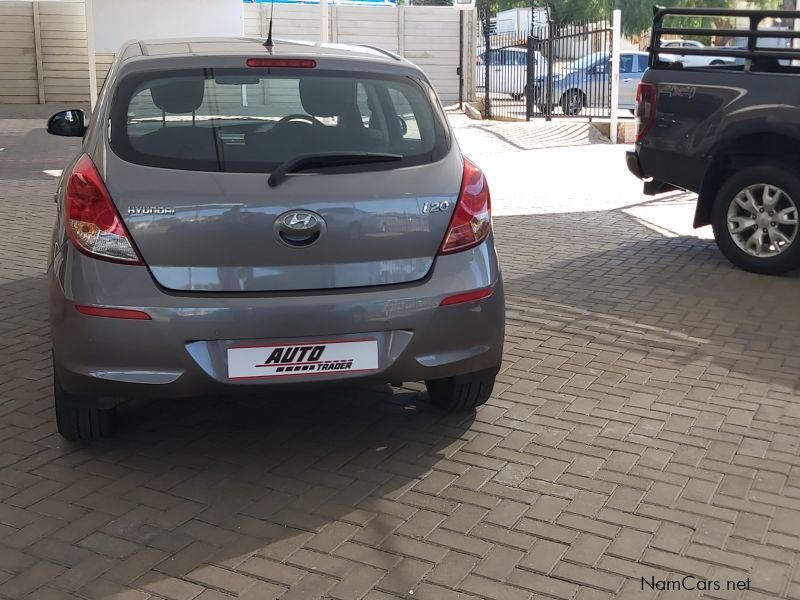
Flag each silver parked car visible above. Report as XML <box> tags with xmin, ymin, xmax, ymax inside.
<box><xmin>532</xmin><ymin>51</ymin><xmax>657</xmax><ymax>115</ymax></box>
<box><xmin>47</xmin><ymin>38</ymin><xmax>505</xmax><ymax>440</ymax></box>
<box><xmin>660</xmin><ymin>39</ymin><xmax>734</xmax><ymax>67</ymax></box>
<box><xmin>476</xmin><ymin>47</ymin><xmax>549</xmax><ymax>100</ymax></box>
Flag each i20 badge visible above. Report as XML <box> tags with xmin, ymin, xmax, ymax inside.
<box><xmin>422</xmin><ymin>201</ymin><xmax>450</xmax><ymax>214</ymax></box>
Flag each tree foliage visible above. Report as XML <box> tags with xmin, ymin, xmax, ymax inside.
<box><xmin>478</xmin><ymin>0</ymin><xmax>784</xmax><ymax>36</ymax></box>
<box><xmin>616</xmin><ymin>0</ymin><xmax>782</xmax><ymax>37</ymax></box>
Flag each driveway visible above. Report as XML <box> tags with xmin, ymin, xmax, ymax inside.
<box><xmin>0</xmin><ymin>106</ymin><xmax>799</xmax><ymax>600</ymax></box>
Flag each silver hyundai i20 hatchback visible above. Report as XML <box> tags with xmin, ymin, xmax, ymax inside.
<box><xmin>47</xmin><ymin>38</ymin><xmax>505</xmax><ymax>440</ymax></box>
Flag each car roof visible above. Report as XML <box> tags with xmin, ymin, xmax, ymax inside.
<box><xmin>120</xmin><ymin>37</ymin><xmax>409</xmax><ymax>66</ymax></box>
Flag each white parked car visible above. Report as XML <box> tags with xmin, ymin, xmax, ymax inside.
<box><xmin>476</xmin><ymin>47</ymin><xmax>548</xmax><ymax>100</ymax></box>
<box><xmin>660</xmin><ymin>39</ymin><xmax>734</xmax><ymax>67</ymax></box>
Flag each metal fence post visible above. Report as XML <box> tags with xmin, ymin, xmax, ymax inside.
<box><xmin>526</xmin><ymin>35</ymin><xmax>535</xmax><ymax>120</ymax></box>
<box><xmin>482</xmin><ymin>6</ymin><xmax>491</xmax><ymax>119</ymax></box>
<box><xmin>458</xmin><ymin>10</ymin><xmax>464</xmax><ymax>110</ymax></box>
<box><xmin>545</xmin><ymin>18</ymin><xmax>554</xmax><ymax>121</ymax></box>
<box><xmin>610</xmin><ymin>9</ymin><xmax>621</xmax><ymax>143</ymax></box>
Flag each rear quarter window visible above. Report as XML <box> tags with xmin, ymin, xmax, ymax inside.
<box><xmin>110</xmin><ymin>68</ymin><xmax>449</xmax><ymax>173</ymax></box>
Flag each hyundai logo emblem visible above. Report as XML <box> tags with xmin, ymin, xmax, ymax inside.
<box><xmin>274</xmin><ymin>209</ymin><xmax>326</xmax><ymax>248</ymax></box>
<box><xmin>283</xmin><ymin>211</ymin><xmax>318</xmax><ymax>230</ymax></box>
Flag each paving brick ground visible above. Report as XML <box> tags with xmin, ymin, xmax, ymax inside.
<box><xmin>0</xmin><ymin>106</ymin><xmax>799</xmax><ymax>600</ymax></box>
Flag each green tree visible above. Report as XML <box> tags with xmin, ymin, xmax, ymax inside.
<box><xmin>615</xmin><ymin>0</ymin><xmax>783</xmax><ymax>37</ymax></box>
<box><xmin>549</xmin><ymin>0</ymin><xmax>608</xmax><ymax>23</ymax></box>
<box><xmin>478</xmin><ymin>0</ymin><xmax>783</xmax><ymax>36</ymax></box>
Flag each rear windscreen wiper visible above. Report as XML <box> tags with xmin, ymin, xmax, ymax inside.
<box><xmin>268</xmin><ymin>152</ymin><xmax>403</xmax><ymax>187</ymax></box>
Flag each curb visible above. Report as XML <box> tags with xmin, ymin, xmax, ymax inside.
<box><xmin>463</xmin><ymin>103</ymin><xmax>482</xmax><ymax>120</ymax></box>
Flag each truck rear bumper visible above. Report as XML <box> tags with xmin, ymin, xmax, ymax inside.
<box><xmin>626</xmin><ymin>150</ymin><xmax>681</xmax><ymax>196</ymax></box>
<box><xmin>626</xmin><ymin>150</ymin><xmax>645</xmax><ymax>179</ymax></box>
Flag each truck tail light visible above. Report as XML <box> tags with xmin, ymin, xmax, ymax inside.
<box><xmin>64</xmin><ymin>154</ymin><xmax>141</xmax><ymax>264</ymax></box>
<box><xmin>439</xmin><ymin>158</ymin><xmax>492</xmax><ymax>255</ymax></box>
<box><xmin>635</xmin><ymin>82</ymin><xmax>657</xmax><ymax>142</ymax></box>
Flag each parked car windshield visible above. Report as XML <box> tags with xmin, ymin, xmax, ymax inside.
<box><xmin>110</xmin><ymin>68</ymin><xmax>449</xmax><ymax>173</ymax></box>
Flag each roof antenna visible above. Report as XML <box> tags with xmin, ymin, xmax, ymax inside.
<box><xmin>263</xmin><ymin>0</ymin><xmax>275</xmax><ymax>48</ymax></box>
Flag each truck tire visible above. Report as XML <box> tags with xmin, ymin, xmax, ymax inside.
<box><xmin>425</xmin><ymin>367</ymin><xmax>499</xmax><ymax>411</ymax></box>
<box><xmin>54</xmin><ymin>372</ymin><xmax>115</xmax><ymax>441</ymax></box>
<box><xmin>712</xmin><ymin>164</ymin><xmax>800</xmax><ymax>274</ymax></box>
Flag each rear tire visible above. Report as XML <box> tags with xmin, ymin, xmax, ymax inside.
<box><xmin>54</xmin><ymin>372</ymin><xmax>115</xmax><ymax>441</ymax></box>
<box><xmin>560</xmin><ymin>89</ymin><xmax>584</xmax><ymax>116</ymax></box>
<box><xmin>425</xmin><ymin>367</ymin><xmax>499</xmax><ymax>411</ymax></box>
<box><xmin>711</xmin><ymin>163</ymin><xmax>800</xmax><ymax>275</ymax></box>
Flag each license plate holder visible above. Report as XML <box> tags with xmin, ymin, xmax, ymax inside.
<box><xmin>227</xmin><ymin>338</ymin><xmax>379</xmax><ymax>380</ymax></box>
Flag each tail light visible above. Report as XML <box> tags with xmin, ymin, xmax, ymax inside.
<box><xmin>635</xmin><ymin>82</ymin><xmax>657</xmax><ymax>142</ymax></box>
<box><xmin>64</xmin><ymin>154</ymin><xmax>141</xmax><ymax>264</ymax></box>
<box><xmin>439</xmin><ymin>158</ymin><xmax>491</xmax><ymax>255</ymax></box>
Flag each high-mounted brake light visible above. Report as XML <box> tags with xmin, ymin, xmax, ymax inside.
<box><xmin>75</xmin><ymin>305</ymin><xmax>151</xmax><ymax>320</ymax></box>
<box><xmin>635</xmin><ymin>82</ymin><xmax>657</xmax><ymax>143</ymax></box>
<box><xmin>246</xmin><ymin>58</ymin><xmax>317</xmax><ymax>68</ymax></box>
<box><xmin>439</xmin><ymin>158</ymin><xmax>492</xmax><ymax>255</ymax></box>
<box><xmin>64</xmin><ymin>154</ymin><xmax>141</xmax><ymax>264</ymax></box>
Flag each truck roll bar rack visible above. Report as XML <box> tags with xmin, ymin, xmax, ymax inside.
<box><xmin>649</xmin><ymin>5</ymin><xmax>800</xmax><ymax>68</ymax></box>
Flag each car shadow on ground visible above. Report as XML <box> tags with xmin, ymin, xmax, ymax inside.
<box><xmin>90</xmin><ymin>388</ymin><xmax>477</xmax><ymax>592</ymax></box>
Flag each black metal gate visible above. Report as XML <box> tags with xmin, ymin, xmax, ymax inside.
<box><xmin>478</xmin><ymin>8</ymin><xmax>613</xmax><ymax>121</ymax></box>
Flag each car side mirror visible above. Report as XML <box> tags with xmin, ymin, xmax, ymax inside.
<box><xmin>397</xmin><ymin>116</ymin><xmax>408</xmax><ymax>135</ymax></box>
<box><xmin>47</xmin><ymin>109</ymin><xmax>86</xmax><ymax>137</ymax></box>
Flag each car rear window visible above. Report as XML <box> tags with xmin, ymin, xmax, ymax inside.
<box><xmin>109</xmin><ymin>68</ymin><xmax>449</xmax><ymax>173</ymax></box>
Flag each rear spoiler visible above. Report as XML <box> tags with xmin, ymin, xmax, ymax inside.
<box><xmin>649</xmin><ymin>5</ymin><xmax>800</xmax><ymax>68</ymax></box>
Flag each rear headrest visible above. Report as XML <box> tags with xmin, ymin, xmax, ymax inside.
<box><xmin>300</xmin><ymin>78</ymin><xmax>356</xmax><ymax>118</ymax></box>
<box><xmin>150</xmin><ymin>78</ymin><xmax>205</xmax><ymax>114</ymax></box>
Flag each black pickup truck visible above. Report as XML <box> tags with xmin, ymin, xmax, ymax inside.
<box><xmin>626</xmin><ymin>7</ymin><xmax>800</xmax><ymax>275</ymax></box>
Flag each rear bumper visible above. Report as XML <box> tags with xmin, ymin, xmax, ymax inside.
<box><xmin>625</xmin><ymin>150</ymin><xmax>645</xmax><ymax>179</ymax></box>
<box><xmin>50</xmin><ymin>237</ymin><xmax>505</xmax><ymax>399</ymax></box>
<box><xmin>626</xmin><ymin>149</ymin><xmax>684</xmax><ymax>196</ymax></box>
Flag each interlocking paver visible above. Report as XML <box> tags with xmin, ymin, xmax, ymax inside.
<box><xmin>1</xmin><ymin>106</ymin><xmax>800</xmax><ymax>599</ymax></box>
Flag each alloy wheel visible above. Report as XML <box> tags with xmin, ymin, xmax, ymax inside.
<box><xmin>727</xmin><ymin>183</ymin><xmax>799</xmax><ymax>258</ymax></box>
<box><xmin>562</xmin><ymin>91</ymin><xmax>583</xmax><ymax>116</ymax></box>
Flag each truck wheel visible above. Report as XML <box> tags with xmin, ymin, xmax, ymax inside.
<box><xmin>425</xmin><ymin>367</ymin><xmax>499</xmax><ymax>411</ymax></box>
<box><xmin>54</xmin><ymin>372</ymin><xmax>115</xmax><ymax>441</ymax></box>
<box><xmin>712</xmin><ymin>164</ymin><xmax>800</xmax><ymax>274</ymax></box>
